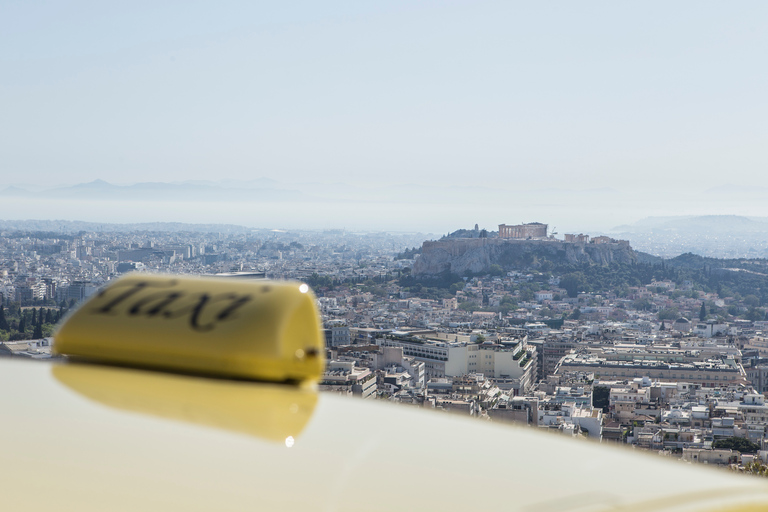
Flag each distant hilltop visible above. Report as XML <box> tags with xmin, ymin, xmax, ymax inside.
<box><xmin>414</xmin><ymin>224</ymin><xmax>640</xmax><ymax>276</ymax></box>
<box><xmin>610</xmin><ymin>215</ymin><xmax>768</xmax><ymax>259</ymax></box>
<box><xmin>440</xmin><ymin>222</ymin><xmax>630</xmax><ymax>246</ymax></box>
<box><xmin>0</xmin><ymin>219</ymin><xmax>251</xmax><ymax>234</ymax></box>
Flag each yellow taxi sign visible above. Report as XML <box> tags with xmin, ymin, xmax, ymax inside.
<box><xmin>54</xmin><ymin>274</ymin><xmax>324</xmax><ymax>382</ymax></box>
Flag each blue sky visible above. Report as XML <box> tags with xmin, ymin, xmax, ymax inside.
<box><xmin>2</xmin><ymin>2</ymin><xmax>768</xmax><ymax>230</ymax></box>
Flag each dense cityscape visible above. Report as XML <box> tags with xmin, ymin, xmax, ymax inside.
<box><xmin>4</xmin><ymin>220</ymin><xmax>768</xmax><ymax>474</ymax></box>
<box><xmin>6</xmin><ymin>1</ymin><xmax>768</xmax><ymax>507</ymax></box>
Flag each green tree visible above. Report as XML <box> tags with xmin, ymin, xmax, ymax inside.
<box><xmin>632</xmin><ymin>298</ymin><xmax>653</xmax><ymax>311</ymax></box>
<box><xmin>519</xmin><ymin>288</ymin><xmax>535</xmax><ymax>302</ymax></box>
<box><xmin>488</xmin><ymin>264</ymin><xmax>504</xmax><ymax>277</ymax></box>
<box><xmin>560</xmin><ymin>273</ymin><xmax>584</xmax><ymax>298</ymax></box>
<box><xmin>713</xmin><ymin>437</ymin><xmax>761</xmax><ymax>454</ymax></box>
<box><xmin>658</xmin><ymin>308</ymin><xmax>680</xmax><ymax>321</ymax></box>
<box><xmin>745</xmin><ymin>295</ymin><xmax>761</xmax><ymax>308</ymax></box>
<box><xmin>458</xmin><ymin>301</ymin><xmax>480</xmax><ymax>312</ymax></box>
<box><xmin>742</xmin><ymin>460</ymin><xmax>768</xmax><ymax>477</ymax></box>
<box><xmin>699</xmin><ymin>302</ymin><xmax>707</xmax><ymax>321</ymax></box>
<box><xmin>499</xmin><ymin>295</ymin><xmax>518</xmax><ymax>314</ymax></box>
<box><xmin>305</xmin><ymin>272</ymin><xmax>334</xmax><ymax>290</ymax></box>
<box><xmin>0</xmin><ymin>306</ymin><xmax>8</xmax><ymax>331</ymax></box>
<box><xmin>593</xmin><ymin>386</ymin><xmax>610</xmax><ymax>412</ymax></box>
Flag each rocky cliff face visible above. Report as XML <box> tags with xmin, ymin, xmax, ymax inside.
<box><xmin>412</xmin><ymin>238</ymin><xmax>639</xmax><ymax>275</ymax></box>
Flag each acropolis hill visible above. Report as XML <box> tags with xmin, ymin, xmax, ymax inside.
<box><xmin>412</xmin><ymin>223</ymin><xmax>641</xmax><ymax>276</ymax></box>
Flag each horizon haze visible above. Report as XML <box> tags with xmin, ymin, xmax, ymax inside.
<box><xmin>3</xmin><ymin>2</ymin><xmax>768</xmax><ymax>232</ymax></box>
<box><xmin>3</xmin><ymin>178</ymin><xmax>768</xmax><ymax>236</ymax></box>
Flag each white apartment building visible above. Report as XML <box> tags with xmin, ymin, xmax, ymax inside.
<box><xmin>374</xmin><ymin>346</ymin><xmax>425</xmax><ymax>389</ymax></box>
<box><xmin>693</xmin><ymin>321</ymin><xmax>730</xmax><ymax>338</ymax></box>
<box><xmin>378</xmin><ymin>334</ymin><xmax>538</xmax><ymax>394</ymax></box>
<box><xmin>320</xmin><ymin>361</ymin><xmax>377</xmax><ymax>399</ymax></box>
<box><xmin>538</xmin><ymin>404</ymin><xmax>603</xmax><ymax>440</ymax></box>
<box><xmin>558</xmin><ymin>353</ymin><xmax>745</xmax><ymax>387</ymax></box>
<box><xmin>739</xmin><ymin>394</ymin><xmax>768</xmax><ymax>426</ymax></box>
<box><xmin>746</xmin><ymin>364</ymin><xmax>768</xmax><ymax>393</ymax></box>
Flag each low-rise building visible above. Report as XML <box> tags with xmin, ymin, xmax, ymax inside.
<box><xmin>320</xmin><ymin>360</ymin><xmax>377</xmax><ymax>399</ymax></box>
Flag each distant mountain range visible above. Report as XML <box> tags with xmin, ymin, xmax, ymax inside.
<box><xmin>704</xmin><ymin>185</ymin><xmax>768</xmax><ymax>195</ymax></box>
<box><xmin>0</xmin><ymin>219</ymin><xmax>251</xmax><ymax>234</ymax></box>
<box><xmin>0</xmin><ymin>179</ymin><xmax>649</xmax><ymax>207</ymax></box>
<box><xmin>609</xmin><ymin>215</ymin><xmax>768</xmax><ymax>259</ymax></box>
<box><xmin>4</xmin><ymin>181</ymin><xmax>768</xmax><ymax>243</ymax></box>
<box><xmin>0</xmin><ymin>179</ymin><xmax>302</xmax><ymax>202</ymax></box>
<box><xmin>613</xmin><ymin>215</ymin><xmax>768</xmax><ymax>234</ymax></box>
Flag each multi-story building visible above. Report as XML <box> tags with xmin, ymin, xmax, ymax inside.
<box><xmin>374</xmin><ymin>346</ymin><xmax>425</xmax><ymax>389</ymax></box>
<box><xmin>738</xmin><ymin>394</ymin><xmax>768</xmax><ymax>426</ymax></box>
<box><xmin>746</xmin><ymin>364</ymin><xmax>768</xmax><ymax>393</ymax></box>
<box><xmin>65</xmin><ymin>280</ymin><xmax>96</xmax><ymax>302</ymax></box>
<box><xmin>323</xmin><ymin>322</ymin><xmax>352</xmax><ymax>348</ymax></box>
<box><xmin>15</xmin><ymin>286</ymin><xmax>33</xmax><ymax>302</ymax></box>
<box><xmin>694</xmin><ymin>321</ymin><xmax>729</xmax><ymax>338</ymax></box>
<box><xmin>542</xmin><ymin>337</ymin><xmax>579</xmax><ymax>379</ymax></box>
<box><xmin>378</xmin><ymin>333</ymin><xmax>537</xmax><ymax>394</ymax></box>
<box><xmin>557</xmin><ymin>353</ymin><xmax>745</xmax><ymax>388</ymax></box>
<box><xmin>320</xmin><ymin>361</ymin><xmax>377</xmax><ymax>399</ymax></box>
<box><xmin>609</xmin><ymin>382</ymin><xmax>652</xmax><ymax>420</ymax></box>
<box><xmin>42</xmin><ymin>278</ymin><xmax>56</xmax><ymax>301</ymax></box>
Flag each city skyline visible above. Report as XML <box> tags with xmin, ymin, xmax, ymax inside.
<box><xmin>6</xmin><ymin>2</ymin><xmax>768</xmax><ymax>498</ymax></box>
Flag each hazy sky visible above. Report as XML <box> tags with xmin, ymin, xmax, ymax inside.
<box><xmin>2</xmin><ymin>2</ymin><xmax>768</xmax><ymax>230</ymax></box>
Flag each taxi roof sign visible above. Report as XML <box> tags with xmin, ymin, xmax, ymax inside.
<box><xmin>54</xmin><ymin>274</ymin><xmax>325</xmax><ymax>383</ymax></box>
